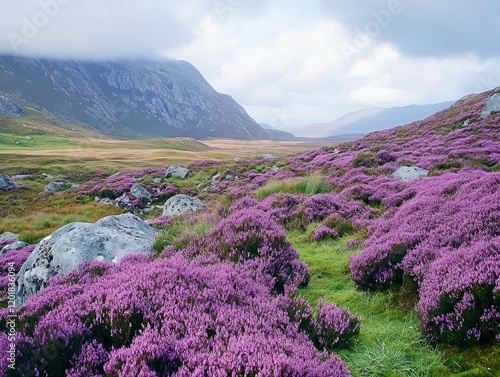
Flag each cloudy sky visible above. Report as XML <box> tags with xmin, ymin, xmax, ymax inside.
<box><xmin>1</xmin><ymin>0</ymin><xmax>500</xmax><ymax>132</ymax></box>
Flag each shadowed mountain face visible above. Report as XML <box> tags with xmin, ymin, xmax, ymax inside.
<box><xmin>0</xmin><ymin>55</ymin><xmax>270</xmax><ymax>140</ymax></box>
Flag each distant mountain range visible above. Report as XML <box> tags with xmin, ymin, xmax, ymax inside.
<box><xmin>294</xmin><ymin>102</ymin><xmax>456</xmax><ymax>138</ymax></box>
<box><xmin>0</xmin><ymin>55</ymin><xmax>274</xmax><ymax>140</ymax></box>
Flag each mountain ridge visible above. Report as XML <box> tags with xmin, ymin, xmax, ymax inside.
<box><xmin>0</xmin><ymin>55</ymin><xmax>272</xmax><ymax>140</ymax></box>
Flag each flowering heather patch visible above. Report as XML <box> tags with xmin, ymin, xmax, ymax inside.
<box><xmin>417</xmin><ymin>239</ymin><xmax>500</xmax><ymax>346</ymax></box>
<box><xmin>150</xmin><ymin>216</ymin><xmax>174</xmax><ymax>227</ymax></box>
<box><xmin>0</xmin><ymin>254</ymin><xmax>352</xmax><ymax>377</ymax></box>
<box><xmin>0</xmin><ymin>244</ymin><xmax>35</xmax><ymax>302</ymax></box>
<box><xmin>77</xmin><ymin>168</ymin><xmax>178</xmax><ymax>207</ymax></box>
<box><xmin>0</xmin><ymin>238</ymin><xmax>16</xmax><ymax>251</ymax></box>
<box><xmin>350</xmin><ymin>170</ymin><xmax>500</xmax><ymax>291</ymax></box>
<box><xmin>315</xmin><ymin>300</ymin><xmax>361</xmax><ymax>350</ymax></box>
<box><xmin>189</xmin><ymin>208</ymin><xmax>309</xmax><ymax>292</ymax></box>
<box><xmin>312</xmin><ymin>226</ymin><xmax>339</xmax><ymax>242</ymax></box>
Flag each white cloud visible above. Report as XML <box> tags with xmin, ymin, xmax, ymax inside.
<box><xmin>1</xmin><ymin>0</ymin><xmax>500</xmax><ymax>131</ymax></box>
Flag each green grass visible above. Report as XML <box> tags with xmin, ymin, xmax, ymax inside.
<box><xmin>290</xmin><ymin>229</ymin><xmax>500</xmax><ymax>377</ymax></box>
<box><xmin>255</xmin><ymin>174</ymin><xmax>331</xmax><ymax>199</ymax></box>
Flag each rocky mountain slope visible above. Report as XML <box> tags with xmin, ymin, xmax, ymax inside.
<box><xmin>0</xmin><ymin>55</ymin><xmax>269</xmax><ymax>140</ymax></box>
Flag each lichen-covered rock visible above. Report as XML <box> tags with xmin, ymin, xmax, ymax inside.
<box><xmin>15</xmin><ymin>213</ymin><xmax>158</xmax><ymax>304</ymax></box>
<box><xmin>391</xmin><ymin>166</ymin><xmax>429</xmax><ymax>182</ymax></box>
<box><xmin>162</xmin><ymin>194</ymin><xmax>202</xmax><ymax>217</ymax></box>
<box><xmin>130</xmin><ymin>183</ymin><xmax>152</xmax><ymax>199</ymax></box>
<box><xmin>0</xmin><ymin>232</ymin><xmax>18</xmax><ymax>244</ymax></box>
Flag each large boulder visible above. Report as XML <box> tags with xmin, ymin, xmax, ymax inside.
<box><xmin>162</xmin><ymin>194</ymin><xmax>203</xmax><ymax>217</ymax></box>
<box><xmin>0</xmin><ymin>174</ymin><xmax>16</xmax><ymax>190</ymax></box>
<box><xmin>165</xmin><ymin>165</ymin><xmax>192</xmax><ymax>179</ymax></box>
<box><xmin>15</xmin><ymin>213</ymin><xmax>158</xmax><ymax>305</ymax></box>
<box><xmin>391</xmin><ymin>166</ymin><xmax>429</xmax><ymax>182</ymax></box>
<box><xmin>481</xmin><ymin>92</ymin><xmax>500</xmax><ymax>119</ymax></box>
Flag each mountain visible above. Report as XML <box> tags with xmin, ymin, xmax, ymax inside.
<box><xmin>259</xmin><ymin>123</ymin><xmax>297</xmax><ymax>140</ymax></box>
<box><xmin>0</xmin><ymin>55</ymin><xmax>271</xmax><ymax>140</ymax></box>
<box><xmin>295</xmin><ymin>102</ymin><xmax>455</xmax><ymax>138</ymax></box>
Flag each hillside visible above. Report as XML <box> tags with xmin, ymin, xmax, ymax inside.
<box><xmin>0</xmin><ymin>88</ymin><xmax>499</xmax><ymax>376</ymax></box>
<box><xmin>0</xmin><ymin>55</ymin><xmax>271</xmax><ymax>140</ymax></box>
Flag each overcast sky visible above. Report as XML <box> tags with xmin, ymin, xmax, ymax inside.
<box><xmin>1</xmin><ymin>0</ymin><xmax>500</xmax><ymax>131</ymax></box>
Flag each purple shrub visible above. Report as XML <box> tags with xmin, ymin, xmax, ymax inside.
<box><xmin>0</xmin><ymin>238</ymin><xmax>16</xmax><ymax>251</ymax></box>
<box><xmin>350</xmin><ymin>170</ymin><xmax>500</xmax><ymax>291</ymax></box>
<box><xmin>190</xmin><ymin>208</ymin><xmax>309</xmax><ymax>292</ymax></box>
<box><xmin>312</xmin><ymin>226</ymin><xmax>339</xmax><ymax>242</ymax></box>
<box><xmin>315</xmin><ymin>300</ymin><xmax>361</xmax><ymax>350</ymax></box>
<box><xmin>0</xmin><ymin>244</ymin><xmax>35</xmax><ymax>303</ymax></box>
<box><xmin>151</xmin><ymin>216</ymin><xmax>174</xmax><ymax>227</ymax></box>
<box><xmin>0</xmin><ymin>254</ymin><xmax>352</xmax><ymax>377</ymax></box>
<box><xmin>417</xmin><ymin>239</ymin><xmax>500</xmax><ymax>346</ymax></box>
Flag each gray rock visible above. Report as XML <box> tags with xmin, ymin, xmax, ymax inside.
<box><xmin>212</xmin><ymin>172</ymin><xmax>221</xmax><ymax>181</ymax></box>
<box><xmin>153</xmin><ymin>178</ymin><xmax>162</xmax><ymax>184</ymax></box>
<box><xmin>1</xmin><ymin>241</ymin><xmax>28</xmax><ymax>256</ymax></box>
<box><xmin>481</xmin><ymin>92</ymin><xmax>500</xmax><ymax>119</ymax></box>
<box><xmin>41</xmin><ymin>173</ymin><xmax>54</xmax><ymax>180</ymax></box>
<box><xmin>233</xmin><ymin>157</ymin><xmax>242</xmax><ymax>162</ymax></box>
<box><xmin>0</xmin><ymin>232</ymin><xmax>18</xmax><ymax>247</ymax></box>
<box><xmin>271</xmin><ymin>165</ymin><xmax>280</xmax><ymax>172</ymax></box>
<box><xmin>0</xmin><ymin>174</ymin><xmax>16</xmax><ymax>189</ymax></box>
<box><xmin>16</xmin><ymin>213</ymin><xmax>158</xmax><ymax>304</ymax></box>
<box><xmin>392</xmin><ymin>166</ymin><xmax>429</xmax><ymax>182</ymax></box>
<box><xmin>165</xmin><ymin>165</ymin><xmax>192</xmax><ymax>179</ymax></box>
<box><xmin>225</xmin><ymin>173</ymin><xmax>238</xmax><ymax>181</ymax></box>
<box><xmin>162</xmin><ymin>194</ymin><xmax>203</xmax><ymax>217</ymax></box>
<box><xmin>262</xmin><ymin>154</ymin><xmax>278</xmax><ymax>160</ymax></box>
<box><xmin>44</xmin><ymin>182</ymin><xmax>66</xmax><ymax>193</ymax></box>
<box><xmin>130</xmin><ymin>183</ymin><xmax>152</xmax><ymax>199</ymax></box>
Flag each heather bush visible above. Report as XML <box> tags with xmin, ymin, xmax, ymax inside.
<box><xmin>351</xmin><ymin>170</ymin><xmax>500</xmax><ymax>291</ymax></box>
<box><xmin>0</xmin><ymin>255</ymin><xmax>352</xmax><ymax>377</ymax></box>
<box><xmin>417</xmin><ymin>239</ymin><xmax>500</xmax><ymax>346</ymax></box>
<box><xmin>315</xmin><ymin>300</ymin><xmax>361</xmax><ymax>350</ymax></box>
<box><xmin>311</xmin><ymin>226</ymin><xmax>338</xmax><ymax>242</ymax></box>
<box><xmin>189</xmin><ymin>208</ymin><xmax>309</xmax><ymax>292</ymax></box>
<box><xmin>0</xmin><ymin>244</ymin><xmax>34</xmax><ymax>303</ymax></box>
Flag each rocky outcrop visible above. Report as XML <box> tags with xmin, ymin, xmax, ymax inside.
<box><xmin>0</xmin><ymin>96</ymin><xmax>24</xmax><ymax>116</ymax></box>
<box><xmin>481</xmin><ymin>92</ymin><xmax>500</xmax><ymax>119</ymax></box>
<box><xmin>391</xmin><ymin>166</ymin><xmax>429</xmax><ymax>182</ymax></box>
<box><xmin>165</xmin><ymin>165</ymin><xmax>192</xmax><ymax>179</ymax></box>
<box><xmin>15</xmin><ymin>213</ymin><xmax>158</xmax><ymax>304</ymax></box>
<box><xmin>162</xmin><ymin>194</ymin><xmax>202</xmax><ymax>217</ymax></box>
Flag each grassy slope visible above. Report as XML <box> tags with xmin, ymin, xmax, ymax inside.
<box><xmin>292</xmin><ymin>229</ymin><xmax>500</xmax><ymax>377</ymax></box>
<box><xmin>1</xmin><ymin>113</ymin><xmax>498</xmax><ymax>375</ymax></box>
